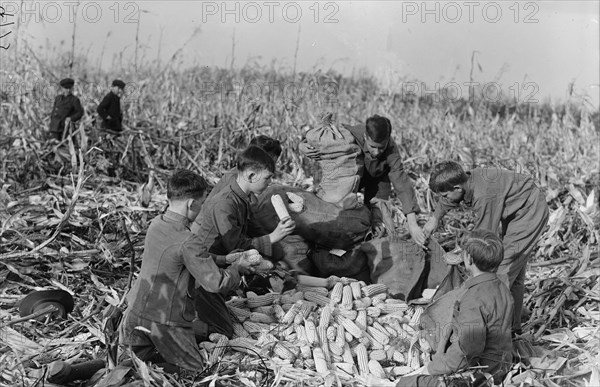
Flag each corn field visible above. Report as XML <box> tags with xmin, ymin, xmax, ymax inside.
<box><xmin>0</xmin><ymin>51</ymin><xmax>599</xmax><ymax>386</ymax></box>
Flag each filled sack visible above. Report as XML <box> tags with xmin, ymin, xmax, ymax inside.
<box><xmin>360</xmin><ymin>236</ymin><xmax>449</xmax><ymax>300</ymax></box>
<box><xmin>304</xmin><ymin>113</ymin><xmax>363</xmax><ymax>209</ymax></box>
<box><xmin>250</xmin><ymin>185</ymin><xmax>371</xmax><ymax>250</ymax></box>
<box><xmin>310</xmin><ymin>244</ymin><xmax>370</xmax><ymax>282</ymax></box>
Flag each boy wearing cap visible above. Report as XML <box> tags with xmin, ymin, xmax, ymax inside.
<box><xmin>48</xmin><ymin>78</ymin><xmax>84</xmax><ymax>141</ymax></box>
<box><xmin>119</xmin><ymin>169</ymin><xmax>255</xmax><ymax>372</ymax></box>
<box><xmin>300</xmin><ymin>115</ymin><xmax>426</xmax><ymax>245</ymax></box>
<box><xmin>398</xmin><ymin>229</ymin><xmax>513</xmax><ymax>387</ymax></box>
<box><xmin>424</xmin><ymin>161</ymin><xmax>549</xmax><ymax>335</ymax></box>
<box><xmin>97</xmin><ymin>79</ymin><xmax>125</xmax><ymax>132</ymax></box>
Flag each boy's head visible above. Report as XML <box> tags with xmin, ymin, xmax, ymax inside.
<box><xmin>364</xmin><ymin>115</ymin><xmax>392</xmax><ymax>157</ymax></box>
<box><xmin>461</xmin><ymin>229</ymin><xmax>504</xmax><ymax>273</ymax></box>
<box><xmin>59</xmin><ymin>78</ymin><xmax>74</xmax><ymax>96</ymax></box>
<box><xmin>167</xmin><ymin>169</ymin><xmax>209</xmax><ymax>220</ymax></box>
<box><xmin>429</xmin><ymin>161</ymin><xmax>468</xmax><ymax>203</ymax></box>
<box><xmin>250</xmin><ymin>135</ymin><xmax>282</xmax><ymax>161</ymax></box>
<box><xmin>237</xmin><ymin>146</ymin><xmax>275</xmax><ymax>194</ymax></box>
<box><xmin>111</xmin><ymin>79</ymin><xmax>126</xmax><ymax>97</ymax></box>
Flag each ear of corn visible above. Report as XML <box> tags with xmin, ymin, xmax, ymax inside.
<box><xmin>350</xmin><ymin>281</ymin><xmax>362</xmax><ymax>299</ymax></box>
<box><xmin>409</xmin><ymin>305</ymin><xmax>424</xmax><ymax>327</ymax></box>
<box><xmin>355</xmin><ymin>309</ymin><xmax>367</xmax><ymax>330</ymax></box>
<box><xmin>330</xmin><ymin>282</ymin><xmax>344</xmax><ymax>304</ymax></box>
<box><xmin>297</xmin><ymin>275</ymin><xmax>329</xmax><ymax>288</ymax></box>
<box><xmin>318</xmin><ymin>325</ymin><xmax>331</xmax><ymax>363</ymax></box>
<box><xmin>229</xmin><ymin>305</ymin><xmax>252</xmax><ymax>321</ymax></box>
<box><xmin>369</xmin><ymin>349</ymin><xmax>387</xmax><ymax>361</ymax></box>
<box><xmin>361</xmin><ymin>284</ymin><xmax>387</xmax><ymax>297</ymax></box>
<box><xmin>299</xmin><ymin>286</ymin><xmax>329</xmax><ymax>295</ymax></box>
<box><xmin>274</xmin><ymin>342</ymin><xmax>296</xmax><ymax>361</ymax></box>
<box><xmin>368</xmin><ymin>359</ymin><xmax>386</xmax><ymax>378</ymax></box>
<box><xmin>319</xmin><ymin>305</ymin><xmax>332</xmax><ymax>328</ymax></box>
<box><xmin>208</xmin><ymin>334</ymin><xmax>229</xmax><ymax>365</ymax></box>
<box><xmin>281</xmin><ymin>301</ymin><xmax>302</xmax><ymax>324</ymax></box>
<box><xmin>304</xmin><ymin>291</ymin><xmax>331</xmax><ymax>307</ymax></box>
<box><xmin>246</xmin><ymin>293</ymin><xmax>277</xmax><ymax>308</ymax></box>
<box><xmin>304</xmin><ymin>319</ymin><xmax>319</xmax><ymax>345</ymax></box>
<box><xmin>392</xmin><ymin>365</ymin><xmax>413</xmax><ymax>376</ymax></box>
<box><xmin>341</xmin><ymin>285</ymin><xmax>353</xmax><ymax>309</ymax></box>
<box><xmin>250</xmin><ymin>312</ymin><xmax>275</xmax><ymax>324</ymax></box>
<box><xmin>232</xmin><ymin>322</ymin><xmax>250</xmax><ymax>338</ymax></box>
<box><xmin>355</xmin><ymin>343</ymin><xmax>369</xmax><ymax>376</ymax></box>
<box><xmin>312</xmin><ymin>348</ymin><xmax>328</xmax><ymax>374</ymax></box>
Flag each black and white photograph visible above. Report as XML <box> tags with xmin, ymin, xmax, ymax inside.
<box><xmin>0</xmin><ymin>1</ymin><xmax>598</xmax><ymax>386</ymax></box>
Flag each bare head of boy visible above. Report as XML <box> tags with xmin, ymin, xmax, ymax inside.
<box><xmin>250</xmin><ymin>135</ymin><xmax>282</xmax><ymax>162</ymax></box>
<box><xmin>424</xmin><ymin>161</ymin><xmax>469</xmax><ymax>237</ymax></box>
<box><xmin>364</xmin><ymin>115</ymin><xmax>392</xmax><ymax>158</ymax></box>
<box><xmin>236</xmin><ymin>146</ymin><xmax>295</xmax><ymax>243</ymax></box>
<box><xmin>461</xmin><ymin>229</ymin><xmax>504</xmax><ymax>277</ymax></box>
<box><xmin>167</xmin><ymin>169</ymin><xmax>209</xmax><ymax>222</ymax></box>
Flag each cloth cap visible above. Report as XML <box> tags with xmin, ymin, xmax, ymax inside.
<box><xmin>112</xmin><ymin>79</ymin><xmax>126</xmax><ymax>88</ymax></box>
<box><xmin>19</xmin><ymin>289</ymin><xmax>74</xmax><ymax>318</ymax></box>
<box><xmin>59</xmin><ymin>78</ymin><xmax>75</xmax><ymax>88</ymax></box>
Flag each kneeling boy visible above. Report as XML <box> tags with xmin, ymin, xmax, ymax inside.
<box><xmin>400</xmin><ymin>229</ymin><xmax>513</xmax><ymax>386</ymax></box>
<box><xmin>119</xmin><ymin>169</ymin><xmax>254</xmax><ymax>372</ymax></box>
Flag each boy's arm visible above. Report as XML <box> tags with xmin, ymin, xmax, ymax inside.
<box><xmin>385</xmin><ymin>142</ymin><xmax>420</xmax><ymax>215</ymax></box>
<box><xmin>70</xmin><ymin>97</ymin><xmax>84</xmax><ymax>122</ymax></box>
<box><xmin>427</xmin><ymin>299</ymin><xmax>486</xmax><ymax>375</ymax></box>
<box><xmin>182</xmin><ymin>236</ymin><xmax>241</xmax><ymax>294</ymax></box>
<box><xmin>97</xmin><ymin>94</ymin><xmax>110</xmax><ymax>118</ymax></box>
<box><xmin>213</xmin><ymin>200</ymin><xmax>272</xmax><ymax>256</ymax></box>
<box><xmin>472</xmin><ymin>196</ymin><xmax>504</xmax><ymax>234</ymax></box>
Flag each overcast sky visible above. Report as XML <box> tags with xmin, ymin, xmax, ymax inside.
<box><xmin>4</xmin><ymin>1</ymin><xmax>599</xmax><ymax>106</ymax></box>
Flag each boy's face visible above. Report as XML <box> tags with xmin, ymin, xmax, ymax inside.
<box><xmin>247</xmin><ymin>169</ymin><xmax>274</xmax><ymax>195</ymax></box>
<box><xmin>462</xmin><ymin>250</ymin><xmax>473</xmax><ymax>274</ymax></box>
<box><xmin>61</xmin><ymin>87</ymin><xmax>72</xmax><ymax>96</ymax></box>
<box><xmin>364</xmin><ymin>134</ymin><xmax>389</xmax><ymax>158</ymax></box>
<box><xmin>438</xmin><ymin>186</ymin><xmax>464</xmax><ymax>203</ymax></box>
<box><xmin>112</xmin><ymin>86</ymin><xmax>124</xmax><ymax>98</ymax></box>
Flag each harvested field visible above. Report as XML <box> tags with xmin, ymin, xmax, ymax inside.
<box><xmin>0</xmin><ymin>57</ymin><xmax>598</xmax><ymax>386</ymax></box>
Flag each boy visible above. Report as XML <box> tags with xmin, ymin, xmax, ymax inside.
<box><xmin>201</xmin><ymin>135</ymin><xmax>282</xmax><ymax>203</ymax></box>
<box><xmin>48</xmin><ymin>78</ymin><xmax>84</xmax><ymax>141</ymax></box>
<box><xmin>97</xmin><ymin>79</ymin><xmax>125</xmax><ymax>132</ymax></box>
<box><xmin>399</xmin><ymin>229</ymin><xmax>513</xmax><ymax>387</ymax></box>
<box><xmin>300</xmin><ymin>115</ymin><xmax>426</xmax><ymax>246</ymax></box>
<box><xmin>191</xmin><ymin>145</ymin><xmax>295</xmax><ymax>257</ymax></box>
<box><xmin>119</xmin><ymin>169</ymin><xmax>254</xmax><ymax>372</ymax></box>
<box><xmin>424</xmin><ymin>161</ymin><xmax>549</xmax><ymax>334</ymax></box>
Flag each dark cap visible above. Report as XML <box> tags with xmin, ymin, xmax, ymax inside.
<box><xmin>19</xmin><ymin>289</ymin><xmax>74</xmax><ymax>319</ymax></box>
<box><xmin>59</xmin><ymin>78</ymin><xmax>75</xmax><ymax>89</ymax></box>
<box><xmin>112</xmin><ymin>79</ymin><xmax>126</xmax><ymax>89</ymax></box>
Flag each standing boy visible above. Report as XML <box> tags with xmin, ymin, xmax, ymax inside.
<box><xmin>48</xmin><ymin>78</ymin><xmax>84</xmax><ymax>141</ymax></box>
<box><xmin>399</xmin><ymin>229</ymin><xmax>513</xmax><ymax>387</ymax></box>
<box><xmin>424</xmin><ymin>161</ymin><xmax>549</xmax><ymax>334</ymax></box>
<box><xmin>119</xmin><ymin>169</ymin><xmax>254</xmax><ymax>372</ymax></box>
<box><xmin>97</xmin><ymin>79</ymin><xmax>125</xmax><ymax>132</ymax></box>
<box><xmin>300</xmin><ymin>115</ymin><xmax>426</xmax><ymax>245</ymax></box>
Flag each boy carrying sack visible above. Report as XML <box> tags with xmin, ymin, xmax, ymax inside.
<box><xmin>400</xmin><ymin>229</ymin><xmax>513</xmax><ymax>387</ymax></box>
<box><xmin>424</xmin><ymin>161</ymin><xmax>549</xmax><ymax>335</ymax></box>
<box><xmin>119</xmin><ymin>170</ymin><xmax>256</xmax><ymax>372</ymax></box>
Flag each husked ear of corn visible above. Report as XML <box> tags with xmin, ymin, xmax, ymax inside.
<box><xmin>330</xmin><ymin>282</ymin><xmax>344</xmax><ymax>304</ymax></box>
<box><xmin>335</xmin><ymin>315</ymin><xmax>363</xmax><ymax>339</ymax></box>
<box><xmin>229</xmin><ymin>305</ymin><xmax>252</xmax><ymax>321</ymax></box>
<box><xmin>367</xmin><ymin>326</ymin><xmax>390</xmax><ymax>345</ymax></box>
<box><xmin>356</xmin><ymin>309</ymin><xmax>367</xmax><ymax>330</ymax></box>
<box><xmin>312</xmin><ymin>348</ymin><xmax>328</xmax><ymax>374</ymax></box>
<box><xmin>329</xmin><ymin>341</ymin><xmax>344</xmax><ymax>356</ymax></box>
<box><xmin>350</xmin><ymin>281</ymin><xmax>362</xmax><ymax>299</ymax></box>
<box><xmin>273</xmin><ymin>304</ymin><xmax>286</xmax><ymax>320</ymax></box>
<box><xmin>369</xmin><ymin>349</ymin><xmax>387</xmax><ymax>361</ymax></box>
<box><xmin>318</xmin><ymin>325</ymin><xmax>331</xmax><ymax>362</ymax></box>
<box><xmin>409</xmin><ymin>305</ymin><xmax>424</xmax><ymax>326</ymax></box>
<box><xmin>392</xmin><ymin>350</ymin><xmax>406</xmax><ymax>364</ymax></box>
<box><xmin>368</xmin><ymin>359</ymin><xmax>386</xmax><ymax>378</ymax></box>
<box><xmin>341</xmin><ymin>285</ymin><xmax>353</xmax><ymax>309</ymax></box>
<box><xmin>246</xmin><ymin>293</ymin><xmax>277</xmax><ymax>308</ymax></box>
<box><xmin>392</xmin><ymin>365</ymin><xmax>413</xmax><ymax>376</ymax></box>
<box><xmin>281</xmin><ymin>301</ymin><xmax>302</xmax><ymax>324</ymax></box>
<box><xmin>280</xmin><ymin>291</ymin><xmax>304</xmax><ymax>304</ymax></box>
<box><xmin>297</xmin><ymin>275</ymin><xmax>330</xmax><ymax>288</ymax></box>
<box><xmin>243</xmin><ymin>321</ymin><xmax>270</xmax><ymax>334</ymax></box>
<box><xmin>250</xmin><ymin>312</ymin><xmax>275</xmax><ymax>324</ymax></box>
<box><xmin>362</xmin><ymin>284</ymin><xmax>388</xmax><ymax>297</ymax></box>
<box><xmin>274</xmin><ymin>342</ymin><xmax>296</xmax><ymax>361</ymax></box>
<box><xmin>208</xmin><ymin>334</ymin><xmax>229</xmax><ymax>365</ymax></box>
<box><xmin>326</xmin><ymin>326</ymin><xmax>336</xmax><ymax>341</ymax></box>
<box><xmin>319</xmin><ymin>305</ymin><xmax>332</xmax><ymax>328</ymax></box>
<box><xmin>304</xmin><ymin>291</ymin><xmax>330</xmax><ymax>307</ymax></box>
<box><xmin>355</xmin><ymin>343</ymin><xmax>369</xmax><ymax>376</ymax></box>
<box><xmin>304</xmin><ymin>319</ymin><xmax>319</xmax><ymax>345</ymax></box>
<box><xmin>243</xmin><ymin>249</ymin><xmax>262</xmax><ymax>265</ymax></box>
<box><xmin>271</xmin><ymin>194</ymin><xmax>291</xmax><ymax>221</ymax></box>
<box><xmin>232</xmin><ymin>322</ymin><xmax>250</xmax><ymax>338</ymax></box>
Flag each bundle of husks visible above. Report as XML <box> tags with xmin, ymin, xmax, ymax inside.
<box><xmin>199</xmin><ymin>277</ymin><xmax>430</xmax><ymax>383</ymax></box>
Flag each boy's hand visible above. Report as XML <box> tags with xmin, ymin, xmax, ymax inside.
<box><xmin>371</xmin><ymin>222</ymin><xmax>386</xmax><ymax>238</ymax></box>
<box><xmin>229</xmin><ymin>257</ymin><xmax>256</xmax><ymax>275</ymax></box>
<box><xmin>269</xmin><ymin>218</ymin><xmax>296</xmax><ymax>243</ymax></box>
<box><xmin>423</xmin><ymin>217</ymin><xmax>439</xmax><ymax>239</ymax></box>
<box><xmin>406</xmin><ymin>212</ymin><xmax>426</xmax><ymax>248</ymax></box>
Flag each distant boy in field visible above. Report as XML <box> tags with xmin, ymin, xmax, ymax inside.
<box><xmin>97</xmin><ymin>79</ymin><xmax>125</xmax><ymax>133</ymax></box>
<box><xmin>48</xmin><ymin>78</ymin><xmax>84</xmax><ymax>141</ymax></box>
<box><xmin>399</xmin><ymin>229</ymin><xmax>513</xmax><ymax>387</ymax></box>
<box><xmin>424</xmin><ymin>161</ymin><xmax>549</xmax><ymax>334</ymax></box>
<box><xmin>192</xmin><ymin>145</ymin><xmax>295</xmax><ymax>257</ymax></box>
<box><xmin>300</xmin><ymin>115</ymin><xmax>426</xmax><ymax>245</ymax></box>
<box><xmin>119</xmin><ymin>169</ymin><xmax>254</xmax><ymax>372</ymax></box>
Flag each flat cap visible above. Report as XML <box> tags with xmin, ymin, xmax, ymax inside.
<box><xmin>112</xmin><ymin>79</ymin><xmax>126</xmax><ymax>88</ymax></box>
<box><xmin>59</xmin><ymin>78</ymin><xmax>75</xmax><ymax>88</ymax></box>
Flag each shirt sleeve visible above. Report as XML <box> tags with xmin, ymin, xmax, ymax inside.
<box><xmin>70</xmin><ymin>97</ymin><xmax>84</xmax><ymax>122</ymax></box>
<box><xmin>97</xmin><ymin>94</ymin><xmax>110</xmax><ymax>119</ymax></box>
<box><xmin>472</xmin><ymin>194</ymin><xmax>504</xmax><ymax>234</ymax></box>
<box><xmin>427</xmin><ymin>294</ymin><xmax>487</xmax><ymax>375</ymax></box>
<box><xmin>385</xmin><ymin>142</ymin><xmax>420</xmax><ymax>214</ymax></box>
<box><xmin>181</xmin><ymin>236</ymin><xmax>241</xmax><ymax>294</ymax></box>
<box><xmin>212</xmin><ymin>200</ymin><xmax>272</xmax><ymax>256</ymax></box>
